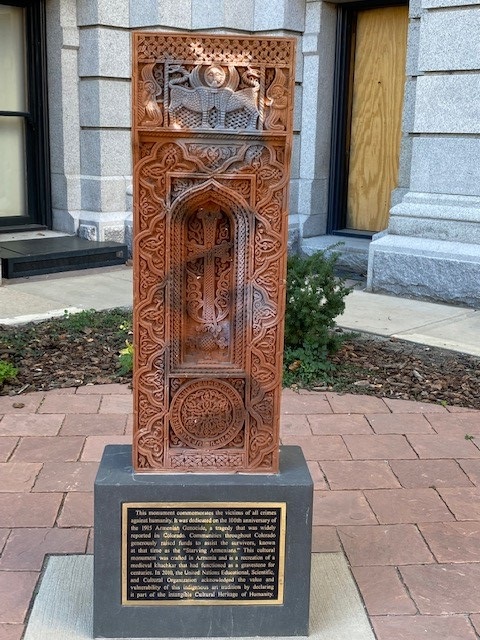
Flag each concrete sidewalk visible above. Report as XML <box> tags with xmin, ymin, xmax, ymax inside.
<box><xmin>0</xmin><ymin>265</ymin><xmax>479</xmax><ymax>356</ymax></box>
<box><xmin>1</xmin><ymin>385</ymin><xmax>480</xmax><ymax>640</ymax></box>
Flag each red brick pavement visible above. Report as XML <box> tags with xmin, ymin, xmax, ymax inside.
<box><xmin>0</xmin><ymin>384</ymin><xmax>479</xmax><ymax>639</ymax></box>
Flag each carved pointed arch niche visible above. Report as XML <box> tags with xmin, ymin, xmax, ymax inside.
<box><xmin>132</xmin><ymin>33</ymin><xmax>295</xmax><ymax>472</ymax></box>
<box><xmin>170</xmin><ymin>180</ymin><xmax>250</xmax><ymax>373</ymax></box>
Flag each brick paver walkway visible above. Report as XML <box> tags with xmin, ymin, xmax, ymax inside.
<box><xmin>1</xmin><ymin>384</ymin><xmax>480</xmax><ymax>640</ymax></box>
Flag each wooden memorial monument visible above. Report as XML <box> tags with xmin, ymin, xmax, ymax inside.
<box><xmin>93</xmin><ymin>33</ymin><xmax>312</xmax><ymax>639</ymax></box>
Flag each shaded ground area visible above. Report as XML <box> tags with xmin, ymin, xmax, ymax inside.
<box><xmin>329</xmin><ymin>332</ymin><xmax>480</xmax><ymax>409</ymax></box>
<box><xmin>0</xmin><ymin>310</ymin><xmax>479</xmax><ymax>409</ymax></box>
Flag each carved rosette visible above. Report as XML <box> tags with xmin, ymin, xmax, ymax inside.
<box><xmin>170</xmin><ymin>379</ymin><xmax>245</xmax><ymax>449</ymax></box>
<box><xmin>133</xmin><ymin>33</ymin><xmax>295</xmax><ymax>472</ymax></box>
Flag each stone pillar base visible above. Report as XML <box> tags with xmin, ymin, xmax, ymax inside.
<box><xmin>367</xmin><ymin>234</ymin><xmax>480</xmax><ymax>307</ymax></box>
<box><xmin>93</xmin><ymin>445</ymin><xmax>313</xmax><ymax>638</ymax></box>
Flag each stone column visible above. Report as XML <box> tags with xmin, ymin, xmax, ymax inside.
<box><xmin>46</xmin><ymin>0</ymin><xmax>82</xmax><ymax>234</ymax></box>
<box><xmin>76</xmin><ymin>0</ymin><xmax>132</xmax><ymax>243</ymax></box>
<box><xmin>368</xmin><ymin>0</ymin><xmax>480</xmax><ymax>306</ymax></box>
<box><xmin>296</xmin><ymin>0</ymin><xmax>336</xmax><ymax>239</ymax></box>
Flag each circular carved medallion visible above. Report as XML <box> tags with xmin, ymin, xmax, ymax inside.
<box><xmin>170</xmin><ymin>379</ymin><xmax>245</xmax><ymax>449</ymax></box>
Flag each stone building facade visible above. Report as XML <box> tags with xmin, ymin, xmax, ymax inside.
<box><xmin>2</xmin><ymin>0</ymin><xmax>479</xmax><ymax>305</ymax></box>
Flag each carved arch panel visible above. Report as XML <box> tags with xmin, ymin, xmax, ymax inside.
<box><xmin>132</xmin><ymin>33</ymin><xmax>295</xmax><ymax>472</ymax></box>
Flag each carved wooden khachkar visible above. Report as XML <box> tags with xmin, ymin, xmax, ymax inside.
<box><xmin>132</xmin><ymin>33</ymin><xmax>295</xmax><ymax>473</ymax></box>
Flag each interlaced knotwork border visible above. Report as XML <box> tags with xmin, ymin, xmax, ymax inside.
<box><xmin>132</xmin><ymin>33</ymin><xmax>295</xmax><ymax>473</ymax></box>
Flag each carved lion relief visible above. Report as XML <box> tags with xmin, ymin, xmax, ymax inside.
<box><xmin>132</xmin><ymin>33</ymin><xmax>295</xmax><ymax>472</ymax></box>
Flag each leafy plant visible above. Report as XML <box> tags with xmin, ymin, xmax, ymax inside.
<box><xmin>62</xmin><ymin>309</ymin><xmax>98</xmax><ymax>332</ymax></box>
<box><xmin>61</xmin><ymin>308</ymin><xmax>132</xmax><ymax>334</ymax></box>
<box><xmin>283</xmin><ymin>247</ymin><xmax>352</xmax><ymax>387</ymax></box>
<box><xmin>118</xmin><ymin>340</ymin><xmax>134</xmax><ymax>375</ymax></box>
<box><xmin>0</xmin><ymin>361</ymin><xmax>18</xmax><ymax>386</ymax></box>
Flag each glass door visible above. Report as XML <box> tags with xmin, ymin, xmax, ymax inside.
<box><xmin>0</xmin><ymin>1</ymin><xmax>50</xmax><ymax>230</ymax></box>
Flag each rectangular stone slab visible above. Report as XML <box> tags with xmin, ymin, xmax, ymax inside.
<box><xmin>93</xmin><ymin>444</ymin><xmax>312</xmax><ymax>638</ymax></box>
<box><xmin>25</xmin><ymin>554</ymin><xmax>376</xmax><ymax>640</ymax></box>
<box><xmin>131</xmin><ymin>33</ymin><xmax>296</xmax><ymax>473</ymax></box>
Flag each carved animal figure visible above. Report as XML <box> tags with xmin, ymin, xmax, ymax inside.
<box><xmin>168</xmin><ymin>65</ymin><xmax>260</xmax><ymax>130</ymax></box>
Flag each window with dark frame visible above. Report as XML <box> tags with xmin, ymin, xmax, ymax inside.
<box><xmin>0</xmin><ymin>0</ymin><xmax>51</xmax><ymax>231</ymax></box>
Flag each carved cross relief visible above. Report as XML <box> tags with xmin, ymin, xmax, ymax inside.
<box><xmin>132</xmin><ymin>33</ymin><xmax>295</xmax><ymax>472</ymax></box>
<box><xmin>184</xmin><ymin>206</ymin><xmax>233</xmax><ymax>364</ymax></box>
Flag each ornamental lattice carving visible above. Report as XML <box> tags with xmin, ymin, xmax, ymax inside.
<box><xmin>132</xmin><ymin>33</ymin><xmax>295</xmax><ymax>472</ymax></box>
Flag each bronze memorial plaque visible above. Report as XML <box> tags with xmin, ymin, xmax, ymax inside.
<box><xmin>122</xmin><ymin>502</ymin><xmax>286</xmax><ymax>605</ymax></box>
<box><xmin>132</xmin><ymin>33</ymin><xmax>295</xmax><ymax>472</ymax></box>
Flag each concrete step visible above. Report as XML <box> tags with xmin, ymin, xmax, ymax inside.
<box><xmin>301</xmin><ymin>235</ymin><xmax>371</xmax><ymax>278</ymax></box>
<box><xmin>0</xmin><ymin>236</ymin><xmax>128</xmax><ymax>279</ymax></box>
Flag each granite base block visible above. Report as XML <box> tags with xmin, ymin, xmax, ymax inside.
<box><xmin>94</xmin><ymin>445</ymin><xmax>313</xmax><ymax>638</ymax></box>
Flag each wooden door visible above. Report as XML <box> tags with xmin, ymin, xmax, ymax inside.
<box><xmin>346</xmin><ymin>5</ymin><xmax>408</xmax><ymax>232</ymax></box>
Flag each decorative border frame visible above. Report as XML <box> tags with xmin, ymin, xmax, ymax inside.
<box><xmin>132</xmin><ymin>33</ymin><xmax>295</xmax><ymax>472</ymax></box>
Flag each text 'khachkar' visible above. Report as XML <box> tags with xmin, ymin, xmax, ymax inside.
<box><xmin>132</xmin><ymin>33</ymin><xmax>295</xmax><ymax>473</ymax></box>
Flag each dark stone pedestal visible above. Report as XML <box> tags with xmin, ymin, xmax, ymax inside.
<box><xmin>93</xmin><ymin>445</ymin><xmax>313</xmax><ymax>638</ymax></box>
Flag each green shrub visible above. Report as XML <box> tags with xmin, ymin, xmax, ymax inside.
<box><xmin>0</xmin><ymin>361</ymin><xmax>18</xmax><ymax>386</ymax></box>
<box><xmin>118</xmin><ymin>340</ymin><xmax>134</xmax><ymax>375</ymax></box>
<box><xmin>283</xmin><ymin>248</ymin><xmax>351</xmax><ymax>387</ymax></box>
<box><xmin>61</xmin><ymin>308</ymin><xmax>131</xmax><ymax>334</ymax></box>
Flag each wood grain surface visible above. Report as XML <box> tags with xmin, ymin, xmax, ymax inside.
<box><xmin>347</xmin><ymin>6</ymin><xmax>408</xmax><ymax>232</ymax></box>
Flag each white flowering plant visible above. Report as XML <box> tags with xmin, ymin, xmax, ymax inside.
<box><xmin>283</xmin><ymin>248</ymin><xmax>352</xmax><ymax>387</ymax></box>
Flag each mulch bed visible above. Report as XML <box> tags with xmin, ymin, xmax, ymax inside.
<box><xmin>0</xmin><ymin>313</ymin><xmax>479</xmax><ymax>410</ymax></box>
<box><xmin>329</xmin><ymin>332</ymin><xmax>480</xmax><ymax>409</ymax></box>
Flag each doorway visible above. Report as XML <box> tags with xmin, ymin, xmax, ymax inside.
<box><xmin>0</xmin><ymin>0</ymin><xmax>50</xmax><ymax>231</ymax></box>
<box><xmin>328</xmin><ymin>2</ymin><xmax>408</xmax><ymax>236</ymax></box>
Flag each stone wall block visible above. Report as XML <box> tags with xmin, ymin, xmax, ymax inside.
<box><xmin>81</xmin><ymin>176</ymin><xmax>128</xmax><ymax>212</ymax></box>
<box><xmin>402</xmin><ymin>78</ymin><xmax>416</xmax><ymax>132</ymax></box>
<box><xmin>409</xmin><ymin>0</ymin><xmax>423</xmax><ymax>19</ymax></box>
<box><xmin>58</xmin><ymin>0</ymin><xmax>77</xmax><ymax>28</ymax></box>
<box><xmin>389</xmin><ymin>193</ymin><xmax>480</xmax><ymax>242</ymax></box>
<box><xmin>190</xmin><ymin>0</ymin><xmax>257</xmax><ymax>30</ymax></box>
<box><xmin>297</xmin><ymin>178</ymin><xmax>328</xmax><ymax>235</ymax></box>
<box><xmin>302</xmin><ymin>33</ymin><xmax>320</xmax><ymax>54</ymax></box>
<box><xmin>77</xmin><ymin>0</ymin><xmax>129</xmax><ymax>27</ymax></box>
<box><xmin>284</xmin><ymin>0</ymin><xmax>306</xmax><ymax>32</ymax></box>
<box><xmin>410</xmin><ymin>137</ymin><xmax>480</xmax><ymax>196</ymax></box>
<box><xmin>397</xmin><ymin>136</ymin><xmax>413</xmax><ymax>189</ymax></box>
<box><xmin>79</xmin><ymin>28</ymin><xmax>131</xmax><ymax>79</ymax></box>
<box><xmin>305</xmin><ymin>1</ymin><xmax>321</xmax><ymax>32</ymax></box>
<box><xmin>52</xmin><ymin>208</ymin><xmax>81</xmax><ymax>235</ymax></box>
<box><xmin>191</xmin><ymin>0</ymin><xmax>226</xmax><ymax>29</ymax></box>
<box><xmin>253</xmin><ymin>0</ymin><xmax>305</xmax><ymax>31</ymax></box>
<box><xmin>413</xmin><ymin>74</ymin><xmax>480</xmax><ymax>134</ymax></box>
<box><xmin>418</xmin><ymin>9</ymin><xmax>480</xmax><ymax>71</ymax></box>
<box><xmin>79</xmin><ymin>211</ymin><xmax>130</xmax><ymax>242</ymax></box>
<box><xmin>368</xmin><ymin>235</ymin><xmax>480</xmax><ymax>307</ymax></box>
<box><xmin>50</xmin><ymin>173</ymin><xmax>82</xmax><ymax>211</ymax></box>
<box><xmin>289</xmin><ymin>179</ymin><xmax>300</xmax><ymax>220</ymax></box>
<box><xmin>291</xmin><ymin>134</ymin><xmax>301</xmax><ymax>180</ymax></box>
<box><xmin>156</xmin><ymin>1</ymin><xmax>193</xmax><ymax>29</ymax></box>
<box><xmin>406</xmin><ymin>19</ymin><xmax>421</xmax><ymax>77</ymax></box>
<box><xmin>224</xmin><ymin>0</ymin><xmax>254</xmax><ymax>30</ymax></box>
<box><xmin>302</xmin><ymin>211</ymin><xmax>328</xmax><ymax>238</ymax></box>
<box><xmin>299</xmin><ymin>55</ymin><xmax>320</xmax><ymax>179</ymax></box>
<box><xmin>79</xmin><ymin>79</ymin><xmax>131</xmax><ymax>128</ymax></box>
<box><xmin>79</xmin><ymin>80</ymin><xmax>100</xmax><ymax>128</ymax></box>
<box><xmin>47</xmin><ymin>46</ymin><xmax>81</xmax><ymax>176</ymax></box>
<box><xmin>62</xmin><ymin>26</ymin><xmax>79</xmax><ymax>48</ymax></box>
<box><xmin>129</xmin><ymin>0</ymin><xmax>158</xmax><ymax>28</ymax></box>
<box><xmin>422</xmin><ymin>0</ymin><xmax>479</xmax><ymax>9</ymax></box>
<box><xmin>293</xmin><ymin>84</ymin><xmax>303</xmax><ymax>132</ymax></box>
<box><xmin>80</xmin><ymin>129</ymin><xmax>132</xmax><ymax>176</ymax></box>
